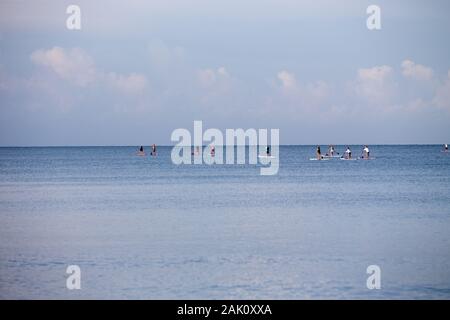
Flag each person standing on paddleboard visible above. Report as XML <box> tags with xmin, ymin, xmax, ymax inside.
<box><xmin>328</xmin><ymin>145</ymin><xmax>335</xmax><ymax>156</ymax></box>
<box><xmin>266</xmin><ymin>146</ymin><xmax>270</xmax><ymax>156</ymax></box>
<box><xmin>363</xmin><ymin>145</ymin><xmax>370</xmax><ymax>159</ymax></box>
<box><xmin>344</xmin><ymin>146</ymin><xmax>352</xmax><ymax>159</ymax></box>
<box><xmin>151</xmin><ymin>144</ymin><xmax>157</xmax><ymax>156</ymax></box>
<box><xmin>316</xmin><ymin>146</ymin><xmax>322</xmax><ymax>160</ymax></box>
<box><xmin>137</xmin><ymin>146</ymin><xmax>145</xmax><ymax>156</ymax></box>
<box><xmin>192</xmin><ymin>146</ymin><xmax>200</xmax><ymax>156</ymax></box>
<box><xmin>445</xmin><ymin>144</ymin><xmax>448</xmax><ymax>152</ymax></box>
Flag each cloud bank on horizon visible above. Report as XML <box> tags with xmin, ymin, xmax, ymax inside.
<box><xmin>0</xmin><ymin>0</ymin><xmax>449</xmax><ymax>145</ymax></box>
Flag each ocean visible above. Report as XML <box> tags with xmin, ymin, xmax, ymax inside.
<box><xmin>0</xmin><ymin>145</ymin><xmax>449</xmax><ymax>299</ymax></box>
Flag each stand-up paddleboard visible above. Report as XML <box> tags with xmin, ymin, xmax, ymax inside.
<box><xmin>360</xmin><ymin>157</ymin><xmax>376</xmax><ymax>160</ymax></box>
<box><xmin>258</xmin><ymin>155</ymin><xmax>276</xmax><ymax>159</ymax></box>
<box><xmin>340</xmin><ymin>157</ymin><xmax>357</xmax><ymax>161</ymax></box>
<box><xmin>136</xmin><ymin>152</ymin><xmax>146</xmax><ymax>156</ymax></box>
<box><xmin>309</xmin><ymin>157</ymin><xmax>330</xmax><ymax>161</ymax></box>
<box><xmin>323</xmin><ymin>155</ymin><xmax>341</xmax><ymax>158</ymax></box>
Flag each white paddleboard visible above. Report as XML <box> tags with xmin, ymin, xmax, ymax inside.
<box><xmin>323</xmin><ymin>155</ymin><xmax>341</xmax><ymax>158</ymax></box>
<box><xmin>258</xmin><ymin>155</ymin><xmax>275</xmax><ymax>159</ymax></box>
<box><xmin>309</xmin><ymin>158</ymin><xmax>330</xmax><ymax>161</ymax></box>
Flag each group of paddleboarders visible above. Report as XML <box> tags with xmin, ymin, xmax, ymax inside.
<box><xmin>190</xmin><ymin>146</ymin><xmax>216</xmax><ymax>156</ymax></box>
<box><xmin>316</xmin><ymin>145</ymin><xmax>370</xmax><ymax>160</ymax></box>
<box><xmin>137</xmin><ymin>143</ymin><xmax>447</xmax><ymax>159</ymax></box>
<box><xmin>188</xmin><ymin>145</ymin><xmax>271</xmax><ymax>157</ymax></box>
<box><xmin>137</xmin><ymin>144</ymin><xmax>157</xmax><ymax>156</ymax></box>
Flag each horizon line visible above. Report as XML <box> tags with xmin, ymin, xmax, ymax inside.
<box><xmin>0</xmin><ymin>143</ymin><xmax>447</xmax><ymax>148</ymax></box>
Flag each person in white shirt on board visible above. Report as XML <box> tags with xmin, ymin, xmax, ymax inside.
<box><xmin>362</xmin><ymin>145</ymin><xmax>370</xmax><ymax>159</ymax></box>
<box><xmin>344</xmin><ymin>146</ymin><xmax>352</xmax><ymax>159</ymax></box>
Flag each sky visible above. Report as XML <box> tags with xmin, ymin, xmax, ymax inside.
<box><xmin>0</xmin><ymin>0</ymin><xmax>450</xmax><ymax>146</ymax></box>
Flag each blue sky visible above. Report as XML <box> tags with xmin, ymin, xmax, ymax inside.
<box><xmin>1</xmin><ymin>0</ymin><xmax>450</xmax><ymax>145</ymax></box>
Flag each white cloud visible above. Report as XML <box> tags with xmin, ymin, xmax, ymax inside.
<box><xmin>30</xmin><ymin>47</ymin><xmax>148</xmax><ymax>94</ymax></box>
<box><xmin>277</xmin><ymin>70</ymin><xmax>297</xmax><ymax>89</ymax></box>
<box><xmin>195</xmin><ymin>66</ymin><xmax>234</xmax><ymax>109</ymax></box>
<box><xmin>30</xmin><ymin>47</ymin><xmax>96</xmax><ymax>86</ymax></box>
<box><xmin>401</xmin><ymin>59</ymin><xmax>433</xmax><ymax>81</ymax></box>
<box><xmin>198</xmin><ymin>66</ymin><xmax>230</xmax><ymax>87</ymax></box>
<box><xmin>277</xmin><ymin>71</ymin><xmax>329</xmax><ymax>100</ymax></box>
<box><xmin>148</xmin><ymin>40</ymin><xmax>185</xmax><ymax>68</ymax></box>
<box><xmin>275</xmin><ymin>70</ymin><xmax>331</xmax><ymax>114</ymax></box>
<box><xmin>357</xmin><ymin>65</ymin><xmax>392</xmax><ymax>83</ymax></box>
<box><xmin>305</xmin><ymin>80</ymin><xmax>330</xmax><ymax>101</ymax></box>
<box><xmin>433</xmin><ymin>70</ymin><xmax>450</xmax><ymax>110</ymax></box>
<box><xmin>105</xmin><ymin>72</ymin><xmax>148</xmax><ymax>94</ymax></box>
<box><xmin>354</xmin><ymin>65</ymin><xmax>394</xmax><ymax>103</ymax></box>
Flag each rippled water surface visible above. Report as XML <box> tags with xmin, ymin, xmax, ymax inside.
<box><xmin>1</xmin><ymin>145</ymin><xmax>449</xmax><ymax>299</ymax></box>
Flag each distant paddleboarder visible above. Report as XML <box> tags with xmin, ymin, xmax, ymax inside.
<box><xmin>192</xmin><ymin>146</ymin><xmax>200</xmax><ymax>156</ymax></box>
<box><xmin>137</xmin><ymin>146</ymin><xmax>145</xmax><ymax>156</ymax></box>
<box><xmin>327</xmin><ymin>145</ymin><xmax>337</xmax><ymax>157</ymax></box>
<box><xmin>316</xmin><ymin>146</ymin><xmax>322</xmax><ymax>160</ymax></box>
<box><xmin>445</xmin><ymin>144</ymin><xmax>449</xmax><ymax>152</ymax></box>
<box><xmin>362</xmin><ymin>145</ymin><xmax>370</xmax><ymax>159</ymax></box>
<box><xmin>266</xmin><ymin>146</ymin><xmax>271</xmax><ymax>156</ymax></box>
<box><xmin>151</xmin><ymin>144</ymin><xmax>157</xmax><ymax>156</ymax></box>
<box><xmin>344</xmin><ymin>146</ymin><xmax>352</xmax><ymax>159</ymax></box>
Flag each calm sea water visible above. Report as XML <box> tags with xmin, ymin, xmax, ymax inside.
<box><xmin>0</xmin><ymin>145</ymin><xmax>449</xmax><ymax>299</ymax></box>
